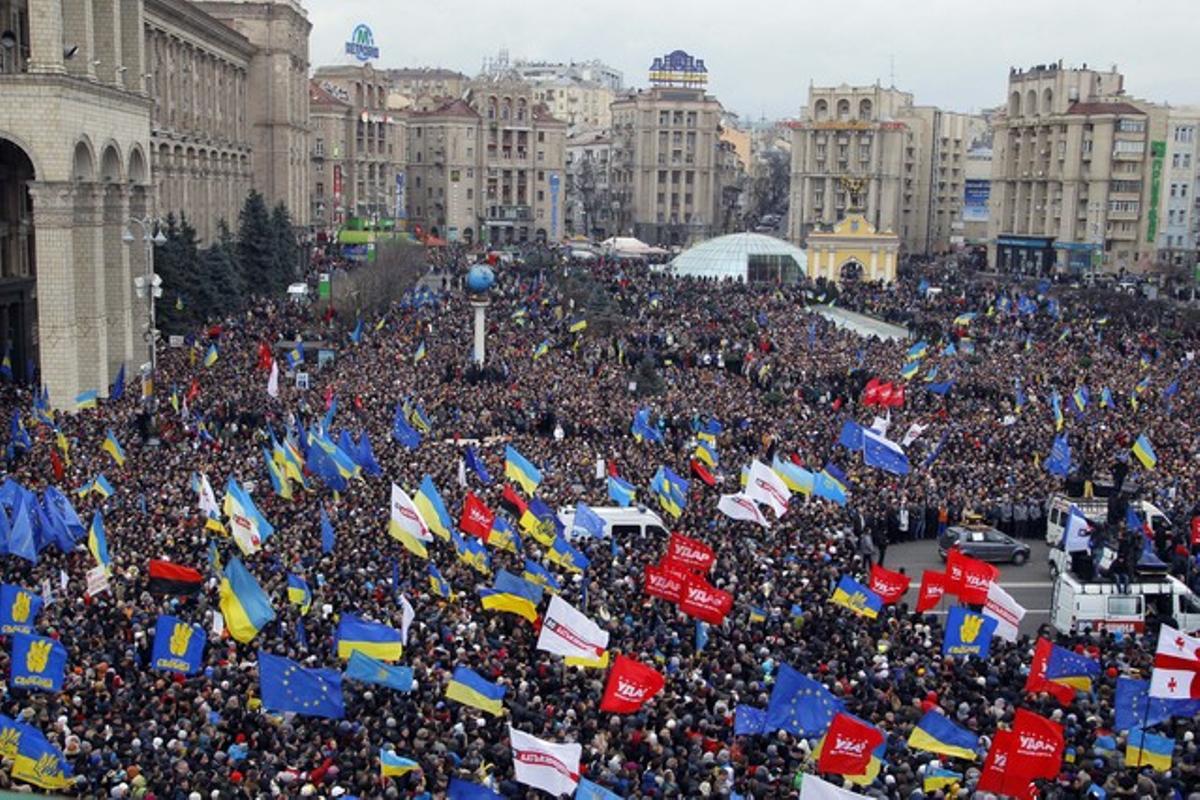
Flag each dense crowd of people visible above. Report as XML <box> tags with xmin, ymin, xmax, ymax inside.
<box><xmin>1</xmin><ymin>241</ymin><xmax>1199</xmax><ymax>799</ymax></box>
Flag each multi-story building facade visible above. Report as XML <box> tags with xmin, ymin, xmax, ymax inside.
<box><xmin>405</xmin><ymin>82</ymin><xmax>568</xmax><ymax>245</ymax></box>
<box><xmin>565</xmin><ymin>129</ymin><xmax>614</xmax><ymax>238</ymax></box>
<box><xmin>786</xmin><ymin>84</ymin><xmax>981</xmax><ymax>255</ymax></box>
<box><xmin>988</xmin><ymin>63</ymin><xmax>1168</xmax><ymax>275</ymax></box>
<box><xmin>480</xmin><ymin>53</ymin><xmax>621</xmax><ymax>133</ymax></box>
<box><xmin>307</xmin><ymin>80</ymin><xmax>352</xmax><ymax>228</ymax></box>
<box><xmin>610</xmin><ymin>86</ymin><xmax>724</xmax><ymax>245</ymax></box>
<box><xmin>144</xmin><ymin>0</ymin><xmax>255</xmax><ymax>242</ymax></box>
<box><xmin>310</xmin><ymin>64</ymin><xmax>406</xmax><ymax>228</ymax></box>
<box><xmin>195</xmin><ymin>0</ymin><xmax>310</xmax><ymax>225</ymax></box>
<box><xmin>1159</xmin><ymin>109</ymin><xmax>1199</xmax><ymax>271</ymax></box>
<box><xmin>385</xmin><ymin>67</ymin><xmax>468</xmax><ymax>105</ymax></box>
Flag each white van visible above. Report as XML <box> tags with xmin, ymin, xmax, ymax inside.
<box><xmin>1051</xmin><ymin>573</ymin><xmax>1200</xmax><ymax>635</ymax></box>
<box><xmin>557</xmin><ymin>505</ymin><xmax>669</xmax><ymax>543</ymax></box>
<box><xmin>1046</xmin><ymin>493</ymin><xmax>1170</xmax><ymax>549</ymax></box>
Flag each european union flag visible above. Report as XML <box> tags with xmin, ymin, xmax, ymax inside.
<box><xmin>392</xmin><ymin>404</ymin><xmax>421</xmax><ymax>449</ymax></box>
<box><xmin>110</xmin><ymin>363</ymin><xmax>125</xmax><ymax>401</ymax></box>
<box><xmin>465</xmin><ymin>446</ymin><xmax>492</xmax><ymax>484</ymax></box>
<box><xmin>765</xmin><ymin>663</ymin><xmax>843</xmax><ymax>735</ymax></box>
<box><xmin>344</xmin><ymin>650</ymin><xmax>414</xmax><ymax>692</ymax></box>
<box><xmin>258</xmin><ymin>651</ymin><xmax>345</xmax><ymax>719</ymax></box>
<box><xmin>631</xmin><ymin>408</ymin><xmax>663</xmax><ymax>444</ymax></box>
<box><xmin>10</xmin><ymin>633</ymin><xmax>67</xmax><ymax>693</ymax></box>
<box><xmin>571</xmin><ymin>502</ymin><xmax>606</xmax><ymax>538</ymax></box>
<box><xmin>151</xmin><ymin>615</ymin><xmax>206</xmax><ymax>675</ymax></box>
<box><xmin>837</xmin><ymin>419</ymin><xmax>864</xmax><ymax>451</ymax></box>
<box><xmin>320</xmin><ymin>507</ymin><xmax>335</xmax><ymax>554</ymax></box>
<box><xmin>447</xmin><ymin>779</ymin><xmax>503</xmax><ymax>800</ymax></box>
<box><xmin>862</xmin><ymin>429</ymin><xmax>911</xmax><ymax>475</ymax></box>
<box><xmin>1045</xmin><ymin>643</ymin><xmax>1101</xmax><ymax>691</ymax></box>
<box><xmin>576</xmin><ymin>778</ymin><xmax>622</xmax><ymax>800</ymax></box>
<box><xmin>734</xmin><ymin>704</ymin><xmax>768</xmax><ymax>736</ymax></box>
<box><xmin>1045</xmin><ymin>433</ymin><xmax>1071</xmax><ymax>478</ymax></box>
<box><xmin>927</xmin><ymin>380</ymin><xmax>954</xmax><ymax>395</ymax></box>
<box><xmin>1114</xmin><ymin>677</ymin><xmax>1200</xmax><ymax>733</ymax></box>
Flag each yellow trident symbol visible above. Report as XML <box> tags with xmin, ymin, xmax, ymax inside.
<box><xmin>169</xmin><ymin>622</ymin><xmax>192</xmax><ymax>657</ymax></box>
<box><xmin>12</xmin><ymin>591</ymin><xmax>30</xmax><ymax>623</ymax></box>
<box><xmin>959</xmin><ymin>613</ymin><xmax>984</xmax><ymax>644</ymax></box>
<box><xmin>0</xmin><ymin>727</ymin><xmax>20</xmax><ymax>758</ymax></box>
<box><xmin>26</xmin><ymin>639</ymin><xmax>52</xmax><ymax>673</ymax></box>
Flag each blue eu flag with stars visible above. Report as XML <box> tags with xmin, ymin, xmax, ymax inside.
<box><xmin>766</xmin><ymin>663</ymin><xmax>843</xmax><ymax>735</ymax></box>
<box><xmin>258</xmin><ymin>651</ymin><xmax>345</xmax><ymax>719</ymax></box>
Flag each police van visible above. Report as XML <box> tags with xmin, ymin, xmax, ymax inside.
<box><xmin>1050</xmin><ymin>573</ymin><xmax>1200</xmax><ymax>635</ymax></box>
<box><xmin>556</xmin><ymin>505</ymin><xmax>669</xmax><ymax>542</ymax></box>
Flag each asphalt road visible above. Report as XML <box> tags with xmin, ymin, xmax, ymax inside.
<box><xmin>884</xmin><ymin>537</ymin><xmax>1054</xmax><ymax>636</ymax></box>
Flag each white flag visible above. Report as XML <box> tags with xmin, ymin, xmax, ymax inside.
<box><xmin>1063</xmin><ymin>505</ymin><xmax>1092</xmax><ymax>553</ymax></box>
<box><xmin>536</xmin><ymin>595</ymin><xmax>609</xmax><ymax>661</ymax></box>
<box><xmin>1149</xmin><ymin>624</ymin><xmax>1200</xmax><ymax>698</ymax></box>
<box><xmin>456</xmin><ymin>457</ymin><xmax>467</xmax><ymax>488</ymax></box>
<box><xmin>799</xmin><ymin>772</ymin><xmax>862</xmax><ymax>800</ymax></box>
<box><xmin>230</xmin><ymin>511</ymin><xmax>262</xmax><ymax>555</ymax></box>
<box><xmin>901</xmin><ymin>421</ymin><xmax>928</xmax><ymax>447</ymax></box>
<box><xmin>400</xmin><ymin>594</ymin><xmax>415</xmax><ymax>645</ymax></box>
<box><xmin>267</xmin><ymin>359</ymin><xmax>279</xmax><ymax>398</ymax></box>
<box><xmin>982</xmin><ymin>582</ymin><xmax>1026</xmax><ymax>642</ymax></box>
<box><xmin>196</xmin><ymin>472</ymin><xmax>219</xmax><ymax>518</ymax></box>
<box><xmin>717</xmin><ymin>493</ymin><xmax>771</xmax><ymax>528</ymax></box>
<box><xmin>509</xmin><ymin>726</ymin><xmax>581</xmax><ymax>797</ymax></box>
<box><xmin>745</xmin><ymin>459</ymin><xmax>791</xmax><ymax>517</ymax></box>
<box><xmin>870</xmin><ymin>414</ymin><xmax>890</xmax><ymax>435</ymax></box>
<box><xmin>389</xmin><ymin>483</ymin><xmax>433</xmax><ymax>543</ymax></box>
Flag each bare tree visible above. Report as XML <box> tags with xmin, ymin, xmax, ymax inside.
<box><xmin>749</xmin><ymin>148</ymin><xmax>791</xmax><ymax>222</ymax></box>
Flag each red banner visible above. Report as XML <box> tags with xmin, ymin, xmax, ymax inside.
<box><xmin>666</xmin><ymin>532</ymin><xmax>715</xmax><ymax>573</ymax></box>
<box><xmin>862</xmin><ymin>377</ymin><xmax>882</xmax><ymax>406</ymax></box>
<box><xmin>459</xmin><ymin>492</ymin><xmax>495</xmax><ymax>539</ymax></box>
<box><xmin>816</xmin><ymin>712</ymin><xmax>884</xmax><ymax>777</ymax></box>
<box><xmin>868</xmin><ymin>564</ymin><xmax>910</xmax><ymax>604</ymax></box>
<box><xmin>643</xmin><ymin>563</ymin><xmax>686</xmax><ymax>603</ymax></box>
<box><xmin>1023</xmin><ymin>637</ymin><xmax>1076</xmax><ymax>705</ymax></box>
<box><xmin>690</xmin><ymin>459</ymin><xmax>716</xmax><ymax>487</ymax></box>
<box><xmin>915</xmin><ymin>570</ymin><xmax>947</xmax><ymax>613</ymax></box>
<box><xmin>678</xmin><ymin>573</ymin><xmax>733</xmax><ymax>624</ymax></box>
<box><xmin>600</xmin><ymin>654</ymin><xmax>665</xmax><ymax>713</ymax></box>
<box><xmin>945</xmin><ymin>548</ymin><xmax>998</xmax><ymax>605</ymax></box>
<box><xmin>977</xmin><ymin>730</ymin><xmax>1036</xmax><ymax>800</ymax></box>
<box><xmin>1010</xmin><ymin>708</ymin><xmax>1065</xmax><ymax>781</ymax></box>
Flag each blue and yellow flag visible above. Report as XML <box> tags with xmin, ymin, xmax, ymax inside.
<box><xmin>101</xmin><ymin>429</ymin><xmax>126</xmax><ymax>467</ymax></box>
<box><xmin>924</xmin><ymin>768</ymin><xmax>962</xmax><ymax>792</ymax></box>
<box><xmin>262</xmin><ymin>447</ymin><xmax>294</xmax><ymax>500</ymax></box>
<box><xmin>487</xmin><ymin>517</ymin><xmax>523</xmax><ymax>554</ymax></box>
<box><xmin>941</xmin><ymin>606</ymin><xmax>998</xmax><ymax>659</ymax></box>
<box><xmin>522</xmin><ymin>558</ymin><xmax>561</xmax><ymax>593</ymax></box>
<box><xmin>651</xmin><ymin>466</ymin><xmax>688</xmax><ymax>518</ymax></box>
<box><xmin>380</xmin><ymin>749</ymin><xmax>420</xmax><ymax>778</ymax></box>
<box><xmin>568</xmin><ymin>317</ymin><xmax>588</xmax><ymax>333</ymax></box>
<box><xmin>345</xmin><ymin>650</ymin><xmax>413</xmax><ymax>692</ymax></box>
<box><xmin>532</xmin><ymin>339</ymin><xmax>550</xmax><ymax>360</ymax></box>
<box><xmin>546</xmin><ymin>534</ymin><xmax>590</xmax><ymax>573</ymax></box>
<box><xmin>335</xmin><ymin>614</ymin><xmax>403</xmax><ymax>661</ymax></box>
<box><xmin>413</xmin><ymin>340</ymin><xmax>427</xmax><ymax>364</ymax></box>
<box><xmin>1045</xmin><ymin>643</ymin><xmax>1100</xmax><ymax>691</ymax></box>
<box><xmin>607</xmin><ymin>475</ymin><xmax>635</xmax><ymax>507</ymax></box>
<box><xmin>1132</xmin><ymin>433</ymin><xmax>1157</xmax><ymax>469</ymax></box>
<box><xmin>219</xmin><ymin>557</ymin><xmax>276</xmax><ymax>644</ymax></box>
<box><xmin>908</xmin><ymin>710</ymin><xmax>980</xmax><ymax>760</ymax></box>
<box><xmin>0</xmin><ymin>585</ymin><xmax>43</xmax><ymax>635</ymax></box>
<box><xmin>694</xmin><ymin>440</ymin><xmax>718</xmax><ymax>467</ymax></box>
<box><xmin>1126</xmin><ymin>728</ymin><xmax>1173</xmax><ymax>772</ymax></box>
<box><xmin>830</xmin><ymin>575</ymin><xmax>882</xmax><ymax>619</ymax></box>
<box><xmin>444</xmin><ymin>666</ymin><xmax>505</xmax><ymax>716</ymax></box>
<box><xmin>414</xmin><ymin>475</ymin><xmax>452</xmax><ymax>540</ymax></box>
<box><xmin>1051</xmin><ymin>392</ymin><xmax>1064</xmax><ymax>431</ymax></box>
<box><xmin>772</xmin><ymin>456</ymin><xmax>814</xmax><ymax>494</ymax></box>
<box><xmin>286</xmin><ymin>573</ymin><xmax>312</xmax><ymax>615</ymax></box>
<box><xmin>11</xmin><ymin>721</ymin><xmax>73</xmax><ymax>789</ymax></box>
<box><xmin>87</xmin><ymin>510</ymin><xmax>111</xmax><ymax>572</ymax></box>
<box><xmin>451</xmin><ymin>529</ymin><xmax>491</xmax><ymax>576</ymax></box>
<box><xmin>504</xmin><ymin>445</ymin><xmax>542</xmax><ymax>494</ymax></box>
<box><xmin>349</xmin><ymin>317</ymin><xmax>363</xmax><ymax>345</ymax></box>
<box><xmin>151</xmin><ymin>615</ymin><xmax>206</xmax><ymax>675</ymax></box>
<box><xmin>907</xmin><ymin>340</ymin><xmax>928</xmax><ymax>360</ymax></box>
<box><xmin>900</xmin><ymin>360</ymin><xmax>921</xmax><ymax>381</ymax></box>
<box><xmin>75</xmin><ymin>389</ymin><xmax>98</xmax><ymax>410</ymax></box>
<box><xmin>10</xmin><ymin>633</ymin><xmax>67</xmax><ymax>693</ymax></box>
<box><xmin>479</xmin><ymin>569</ymin><xmax>542</xmax><ymax>622</ymax></box>
<box><xmin>258</xmin><ymin>651</ymin><xmax>345</xmax><ymax>719</ymax></box>
<box><xmin>428</xmin><ymin>563</ymin><xmax>453</xmax><ymax>599</ymax></box>
<box><xmin>203</xmin><ymin>344</ymin><xmax>219</xmax><ymax>367</ymax></box>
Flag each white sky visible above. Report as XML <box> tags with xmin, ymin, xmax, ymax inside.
<box><xmin>307</xmin><ymin>0</ymin><xmax>1200</xmax><ymax>121</ymax></box>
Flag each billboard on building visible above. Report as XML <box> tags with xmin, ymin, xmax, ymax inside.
<box><xmin>395</xmin><ymin>173</ymin><xmax>406</xmax><ymax>221</ymax></box>
<box><xmin>963</xmin><ymin>179</ymin><xmax>990</xmax><ymax>223</ymax></box>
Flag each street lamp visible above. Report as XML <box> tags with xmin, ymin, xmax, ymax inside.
<box><xmin>123</xmin><ymin>217</ymin><xmax>165</xmax><ymax>378</ymax></box>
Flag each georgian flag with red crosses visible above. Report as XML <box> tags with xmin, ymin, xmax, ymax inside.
<box><xmin>1150</xmin><ymin>624</ymin><xmax>1200</xmax><ymax>699</ymax></box>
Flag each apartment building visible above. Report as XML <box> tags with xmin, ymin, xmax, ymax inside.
<box><xmin>1159</xmin><ymin>109</ymin><xmax>1199</xmax><ymax>271</ymax></box>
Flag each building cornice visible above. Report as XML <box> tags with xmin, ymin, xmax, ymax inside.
<box><xmin>144</xmin><ymin>0</ymin><xmax>257</xmax><ymax>61</ymax></box>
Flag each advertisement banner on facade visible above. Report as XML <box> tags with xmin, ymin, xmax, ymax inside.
<box><xmin>333</xmin><ymin>165</ymin><xmax>343</xmax><ymax>224</ymax></box>
<box><xmin>963</xmin><ymin>179</ymin><xmax>990</xmax><ymax>223</ymax></box>
<box><xmin>395</xmin><ymin>173</ymin><xmax>406</xmax><ymax>221</ymax></box>
<box><xmin>549</xmin><ymin>172</ymin><xmax>561</xmax><ymax>241</ymax></box>
<box><xmin>1147</xmin><ymin>141</ymin><xmax>1166</xmax><ymax>243</ymax></box>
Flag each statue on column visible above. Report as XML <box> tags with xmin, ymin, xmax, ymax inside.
<box><xmin>838</xmin><ymin>175</ymin><xmax>866</xmax><ymax>212</ymax></box>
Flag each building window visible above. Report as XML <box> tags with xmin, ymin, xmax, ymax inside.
<box><xmin>316</xmin><ymin>182</ymin><xmax>324</xmax><ymax>197</ymax></box>
<box><xmin>315</xmin><ymin>139</ymin><xmax>325</xmax><ymax>157</ymax></box>
<box><xmin>1173</xmin><ymin>126</ymin><xmax>1194</xmax><ymax>143</ymax></box>
<box><xmin>537</xmin><ymin>131</ymin><xmax>545</xmax><ymax>143</ymax></box>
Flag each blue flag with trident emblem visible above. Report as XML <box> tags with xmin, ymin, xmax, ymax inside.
<box><xmin>942</xmin><ymin>606</ymin><xmax>998</xmax><ymax>659</ymax></box>
<box><xmin>10</xmin><ymin>633</ymin><xmax>67</xmax><ymax>693</ymax></box>
<box><xmin>151</xmin><ymin>615</ymin><xmax>206</xmax><ymax>675</ymax></box>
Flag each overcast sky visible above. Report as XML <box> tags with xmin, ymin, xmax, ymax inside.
<box><xmin>307</xmin><ymin>0</ymin><xmax>1200</xmax><ymax>121</ymax></box>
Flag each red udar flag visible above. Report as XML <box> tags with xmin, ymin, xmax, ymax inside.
<box><xmin>666</xmin><ymin>532</ymin><xmax>715</xmax><ymax>574</ymax></box>
<box><xmin>1010</xmin><ymin>707</ymin><xmax>1065</xmax><ymax>782</ymax></box>
<box><xmin>459</xmin><ymin>492</ymin><xmax>495</xmax><ymax>539</ymax></box>
<box><xmin>817</xmin><ymin>712</ymin><xmax>884</xmax><ymax>777</ymax></box>
<box><xmin>678</xmin><ymin>573</ymin><xmax>733</xmax><ymax>624</ymax></box>
<box><xmin>862</xmin><ymin>377</ymin><xmax>882</xmax><ymax>406</ymax></box>
<box><xmin>600</xmin><ymin>655</ymin><xmax>665</xmax><ymax>713</ymax></box>
<box><xmin>945</xmin><ymin>547</ymin><xmax>998</xmax><ymax>605</ymax></box>
<box><xmin>1024</xmin><ymin>637</ymin><xmax>1076</xmax><ymax>705</ymax></box>
<box><xmin>915</xmin><ymin>570</ymin><xmax>947</xmax><ymax>613</ymax></box>
<box><xmin>868</xmin><ymin>564</ymin><xmax>910</xmax><ymax>604</ymax></box>
<box><xmin>643</xmin><ymin>562</ymin><xmax>686</xmax><ymax>603</ymax></box>
<box><xmin>977</xmin><ymin>730</ymin><xmax>1036</xmax><ymax>800</ymax></box>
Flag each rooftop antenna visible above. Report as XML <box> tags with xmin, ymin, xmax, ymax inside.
<box><xmin>889</xmin><ymin>54</ymin><xmax>896</xmax><ymax>88</ymax></box>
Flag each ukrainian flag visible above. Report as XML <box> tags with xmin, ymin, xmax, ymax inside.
<box><xmin>749</xmin><ymin>607</ymin><xmax>767</xmax><ymax>623</ymax></box>
<box><xmin>479</xmin><ymin>570</ymin><xmax>542</xmax><ymax>622</ymax></box>
<box><xmin>1126</xmin><ymin>729</ymin><xmax>1173</xmax><ymax>772</ymax></box>
<box><xmin>953</xmin><ymin>312</ymin><xmax>977</xmax><ymax>326</ymax></box>
<box><xmin>1051</xmin><ymin>392</ymin><xmax>1064</xmax><ymax>431</ymax></box>
<box><xmin>380</xmin><ymin>749</ymin><xmax>420</xmax><ymax>778</ymax></box>
<box><xmin>772</xmin><ymin>456</ymin><xmax>814</xmax><ymax>494</ymax></box>
<box><xmin>487</xmin><ymin>517</ymin><xmax>522</xmax><ymax>554</ymax></box>
<box><xmin>75</xmin><ymin>389</ymin><xmax>98</xmax><ymax>410</ymax></box>
<box><xmin>565</xmin><ymin>651</ymin><xmax>611</xmax><ymax>669</ymax></box>
<box><xmin>413</xmin><ymin>341</ymin><xmax>427</xmax><ymax>364</ymax></box>
<box><xmin>907</xmin><ymin>340</ymin><xmax>928</xmax><ymax>360</ymax></box>
<box><xmin>414</xmin><ymin>475</ymin><xmax>452</xmax><ymax>540</ymax></box>
<box><xmin>1072</xmin><ymin>386</ymin><xmax>1089</xmax><ymax>412</ymax></box>
<box><xmin>428</xmin><ymin>563</ymin><xmax>453</xmax><ymax>599</ymax></box>
<box><xmin>407</xmin><ymin>402</ymin><xmax>432</xmax><ymax>435</ymax></box>
<box><xmin>99</xmin><ymin>429</ymin><xmax>127</xmax><ymax>466</ymax></box>
<box><xmin>218</xmin><ymin>558</ymin><xmax>277</xmax><ymax>643</ymax></box>
<box><xmin>286</xmin><ymin>573</ymin><xmax>312</xmax><ymax>615</ymax></box>
<box><xmin>1044</xmin><ymin>643</ymin><xmax>1100</xmax><ymax>691</ymax></box>
<box><xmin>444</xmin><ymin>666</ymin><xmax>505</xmax><ymax>716</ymax></box>
<box><xmin>900</xmin><ymin>360</ymin><xmax>921</xmax><ymax>381</ymax></box>
<box><xmin>924</xmin><ymin>768</ymin><xmax>962</xmax><ymax>791</ymax></box>
<box><xmin>523</xmin><ymin>559</ymin><xmax>561</xmax><ymax>593</ymax></box>
<box><xmin>532</xmin><ymin>339</ymin><xmax>550</xmax><ymax>360</ymax></box>
<box><xmin>569</xmin><ymin>317</ymin><xmax>588</xmax><ymax>333</ymax></box>
<box><xmin>694</xmin><ymin>441</ymin><xmax>718</xmax><ymax>467</ymax></box>
<box><xmin>451</xmin><ymin>530</ymin><xmax>492</xmax><ymax>576</ymax></box>
<box><xmin>546</xmin><ymin>535</ymin><xmax>590</xmax><ymax>573</ymax></box>
<box><xmin>830</xmin><ymin>575</ymin><xmax>882</xmax><ymax>619</ymax></box>
<box><xmin>1132</xmin><ymin>433</ymin><xmax>1157</xmax><ymax>469</ymax></box>
<box><xmin>607</xmin><ymin>475</ymin><xmax>635</xmax><ymax>507</ymax></box>
<box><xmin>336</xmin><ymin>614</ymin><xmax>403</xmax><ymax>661</ymax></box>
<box><xmin>77</xmin><ymin>474</ymin><xmax>115</xmax><ymax>499</ymax></box>
<box><xmin>262</xmin><ymin>447</ymin><xmax>293</xmax><ymax>500</ymax></box>
<box><xmin>504</xmin><ymin>445</ymin><xmax>542</xmax><ymax>494</ymax></box>
<box><xmin>87</xmin><ymin>510</ymin><xmax>111</xmax><ymax>572</ymax></box>
<box><xmin>203</xmin><ymin>344</ymin><xmax>218</xmax><ymax>367</ymax></box>
<box><xmin>907</xmin><ymin>710</ymin><xmax>980</xmax><ymax>760</ymax></box>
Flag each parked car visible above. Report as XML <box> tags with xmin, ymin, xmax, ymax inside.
<box><xmin>938</xmin><ymin>524</ymin><xmax>1031</xmax><ymax>565</ymax></box>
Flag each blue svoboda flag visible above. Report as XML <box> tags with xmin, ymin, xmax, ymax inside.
<box><xmin>10</xmin><ymin>633</ymin><xmax>67</xmax><ymax>693</ymax></box>
<box><xmin>151</xmin><ymin>615</ymin><xmax>206</xmax><ymax>675</ymax></box>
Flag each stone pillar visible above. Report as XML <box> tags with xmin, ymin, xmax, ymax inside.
<box><xmin>28</xmin><ymin>182</ymin><xmax>80</xmax><ymax>407</ymax></box>
<box><xmin>27</xmin><ymin>0</ymin><xmax>66</xmax><ymax>73</ymax></box>
<box><xmin>869</xmin><ymin>248</ymin><xmax>879</xmax><ymax>281</ymax></box>
<box><xmin>471</xmin><ymin>299</ymin><xmax>488</xmax><ymax>365</ymax></box>
<box><xmin>103</xmin><ymin>184</ymin><xmax>133</xmax><ymax>374</ymax></box>
<box><xmin>119</xmin><ymin>0</ymin><xmax>143</xmax><ymax>92</ymax></box>
<box><xmin>72</xmin><ymin>183</ymin><xmax>108</xmax><ymax>396</ymax></box>
<box><xmin>61</xmin><ymin>0</ymin><xmax>96</xmax><ymax>80</ymax></box>
<box><xmin>92</xmin><ymin>0</ymin><xmax>119</xmax><ymax>84</ymax></box>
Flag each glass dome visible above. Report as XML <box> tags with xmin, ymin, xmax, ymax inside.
<box><xmin>668</xmin><ymin>233</ymin><xmax>807</xmax><ymax>283</ymax></box>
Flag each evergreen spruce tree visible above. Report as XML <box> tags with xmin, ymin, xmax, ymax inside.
<box><xmin>236</xmin><ymin>190</ymin><xmax>276</xmax><ymax>293</ymax></box>
<box><xmin>269</xmin><ymin>202</ymin><xmax>300</xmax><ymax>289</ymax></box>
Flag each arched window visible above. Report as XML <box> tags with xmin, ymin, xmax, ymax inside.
<box><xmin>837</xmin><ymin>99</ymin><xmax>850</xmax><ymax>121</ymax></box>
<box><xmin>1010</xmin><ymin>91</ymin><xmax>1021</xmax><ymax>117</ymax></box>
<box><xmin>859</xmin><ymin>99</ymin><xmax>872</xmax><ymax>120</ymax></box>
<box><xmin>814</xmin><ymin>99</ymin><xmax>828</xmax><ymax>121</ymax></box>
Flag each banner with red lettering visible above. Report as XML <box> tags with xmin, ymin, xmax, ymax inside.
<box><xmin>643</xmin><ymin>562</ymin><xmax>686</xmax><ymax>603</ymax></box>
<box><xmin>945</xmin><ymin>548</ymin><xmax>998</xmax><ymax>605</ymax></box>
<box><xmin>1009</xmin><ymin>708</ymin><xmax>1065</xmax><ymax>781</ymax></box>
<box><xmin>868</xmin><ymin>564</ymin><xmax>910</xmax><ymax>604</ymax></box>
<box><xmin>666</xmin><ymin>532</ymin><xmax>715</xmax><ymax>573</ymax></box>
<box><xmin>863</xmin><ymin>377</ymin><xmax>882</xmax><ymax>407</ymax></box>
<box><xmin>460</xmin><ymin>492</ymin><xmax>496</xmax><ymax>539</ymax></box>
<box><xmin>599</xmin><ymin>654</ymin><xmax>665</xmax><ymax>713</ymax></box>
<box><xmin>915</xmin><ymin>570</ymin><xmax>947</xmax><ymax>613</ymax></box>
<box><xmin>816</xmin><ymin>712</ymin><xmax>885</xmax><ymax>777</ymax></box>
<box><xmin>678</xmin><ymin>573</ymin><xmax>733</xmax><ymax>624</ymax></box>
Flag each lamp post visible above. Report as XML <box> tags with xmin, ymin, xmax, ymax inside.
<box><xmin>123</xmin><ymin>217</ymin><xmax>166</xmax><ymax>378</ymax></box>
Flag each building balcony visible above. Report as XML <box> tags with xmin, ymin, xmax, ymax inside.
<box><xmin>486</xmin><ymin>204</ymin><xmax>532</xmax><ymax>222</ymax></box>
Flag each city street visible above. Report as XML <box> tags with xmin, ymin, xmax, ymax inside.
<box><xmin>886</xmin><ymin>538</ymin><xmax>1055</xmax><ymax>636</ymax></box>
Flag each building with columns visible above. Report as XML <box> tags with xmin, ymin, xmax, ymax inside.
<box><xmin>805</xmin><ymin>211</ymin><xmax>900</xmax><ymax>284</ymax></box>
<box><xmin>144</xmin><ymin>0</ymin><xmax>255</xmax><ymax>242</ymax></box>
